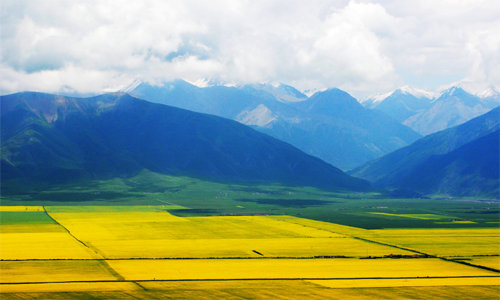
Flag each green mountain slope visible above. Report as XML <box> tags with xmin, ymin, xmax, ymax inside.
<box><xmin>1</xmin><ymin>92</ymin><xmax>372</xmax><ymax>192</ymax></box>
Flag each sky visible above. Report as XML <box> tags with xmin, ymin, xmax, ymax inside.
<box><xmin>1</xmin><ymin>0</ymin><xmax>499</xmax><ymax>98</ymax></box>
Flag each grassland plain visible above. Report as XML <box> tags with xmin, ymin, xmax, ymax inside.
<box><xmin>3</xmin><ymin>171</ymin><xmax>498</xmax><ymax>228</ymax></box>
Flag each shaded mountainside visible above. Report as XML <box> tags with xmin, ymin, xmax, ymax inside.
<box><xmin>126</xmin><ymin>81</ymin><xmax>421</xmax><ymax>170</ymax></box>
<box><xmin>1</xmin><ymin>92</ymin><xmax>372</xmax><ymax>191</ymax></box>
<box><xmin>349</xmin><ymin>107</ymin><xmax>500</xmax><ymax>197</ymax></box>
<box><xmin>398</xmin><ymin>130</ymin><xmax>499</xmax><ymax>198</ymax></box>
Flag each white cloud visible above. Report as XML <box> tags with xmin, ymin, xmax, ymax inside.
<box><xmin>1</xmin><ymin>0</ymin><xmax>499</xmax><ymax>98</ymax></box>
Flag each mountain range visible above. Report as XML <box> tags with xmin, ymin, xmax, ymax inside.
<box><xmin>123</xmin><ymin>80</ymin><xmax>421</xmax><ymax>170</ymax></box>
<box><xmin>349</xmin><ymin>107</ymin><xmax>500</xmax><ymax>198</ymax></box>
<box><xmin>361</xmin><ymin>84</ymin><xmax>499</xmax><ymax>136</ymax></box>
<box><xmin>1</xmin><ymin>92</ymin><xmax>372</xmax><ymax>191</ymax></box>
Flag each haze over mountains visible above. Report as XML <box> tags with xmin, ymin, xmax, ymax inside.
<box><xmin>349</xmin><ymin>107</ymin><xmax>500</xmax><ymax>198</ymax></box>
<box><xmin>361</xmin><ymin>84</ymin><xmax>500</xmax><ymax>136</ymax></box>
<box><xmin>1</xmin><ymin>92</ymin><xmax>372</xmax><ymax>191</ymax></box>
<box><xmin>123</xmin><ymin>80</ymin><xmax>421</xmax><ymax>170</ymax></box>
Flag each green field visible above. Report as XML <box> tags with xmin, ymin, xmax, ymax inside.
<box><xmin>2</xmin><ymin>172</ymin><xmax>499</xmax><ymax>229</ymax></box>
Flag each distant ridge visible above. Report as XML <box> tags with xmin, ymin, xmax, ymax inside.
<box><xmin>1</xmin><ymin>92</ymin><xmax>372</xmax><ymax>191</ymax></box>
<box><xmin>124</xmin><ymin>81</ymin><xmax>421</xmax><ymax>170</ymax></box>
<box><xmin>361</xmin><ymin>84</ymin><xmax>499</xmax><ymax>135</ymax></box>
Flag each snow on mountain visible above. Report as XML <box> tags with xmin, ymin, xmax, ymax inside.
<box><xmin>359</xmin><ymin>91</ymin><xmax>393</xmax><ymax>107</ymax></box>
<box><xmin>398</xmin><ymin>85</ymin><xmax>435</xmax><ymax>99</ymax></box>
<box><xmin>120</xmin><ymin>78</ymin><xmax>143</xmax><ymax>93</ymax></box>
<box><xmin>437</xmin><ymin>81</ymin><xmax>500</xmax><ymax>98</ymax></box>
<box><xmin>478</xmin><ymin>87</ymin><xmax>499</xmax><ymax>98</ymax></box>
<box><xmin>359</xmin><ymin>86</ymin><xmax>434</xmax><ymax>109</ymax></box>
<box><xmin>235</xmin><ymin>104</ymin><xmax>277</xmax><ymax>127</ymax></box>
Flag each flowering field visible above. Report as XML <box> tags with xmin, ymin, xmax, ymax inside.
<box><xmin>1</xmin><ymin>206</ymin><xmax>498</xmax><ymax>299</ymax></box>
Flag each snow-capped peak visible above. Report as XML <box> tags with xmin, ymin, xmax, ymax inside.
<box><xmin>360</xmin><ymin>85</ymin><xmax>434</xmax><ymax>106</ymax></box>
<box><xmin>359</xmin><ymin>91</ymin><xmax>392</xmax><ymax>105</ymax></box>
<box><xmin>120</xmin><ymin>78</ymin><xmax>143</xmax><ymax>93</ymax></box>
<box><xmin>397</xmin><ymin>85</ymin><xmax>435</xmax><ymax>99</ymax></box>
<box><xmin>437</xmin><ymin>81</ymin><xmax>500</xmax><ymax>98</ymax></box>
<box><xmin>477</xmin><ymin>87</ymin><xmax>499</xmax><ymax>98</ymax></box>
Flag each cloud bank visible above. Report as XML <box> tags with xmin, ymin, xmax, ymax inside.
<box><xmin>1</xmin><ymin>0</ymin><xmax>499</xmax><ymax>97</ymax></box>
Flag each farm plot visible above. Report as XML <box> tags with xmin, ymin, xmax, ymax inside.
<box><xmin>0</xmin><ymin>211</ymin><xmax>99</xmax><ymax>260</ymax></box>
<box><xmin>461</xmin><ymin>256</ymin><xmax>500</xmax><ymax>270</ymax></box>
<box><xmin>79</xmin><ymin>237</ymin><xmax>415</xmax><ymax>259</ymax></box>
<box><xmin>0</xmin><ymin>260</ymin><xmax>120</xmax><ymax>283</ymax></box>
<box><xmin>365</xmin><ymin>228</ymin><xmax>500</xmax><ymax>257</ymax></box>
<box><xmin>1</xmin><ymin>281</ymin><xmax>499</xmax><ymax>300</ymax></box>
<box><xmin>2</xmin><ymin>206</ymin><xmax>498</xmax><ymax>300</ymax></box>
<box><xmin>307</xmin><ymin>277</ymin><xmax>500</xmax><ymax>288</ymax></box>
<box><xmin>47</xmin><ymin>211</ymin><xmax>413</xmax><ymax>258</ymax></box>
<box><xmin>0</xmin><ymin>206</ymin><xmax>44</xmax><ymax>212</ymax></box>
<box><xmin>107</xmin><ymin>258</ymin><xmax>495</xmax><ymax>281</ymax></box>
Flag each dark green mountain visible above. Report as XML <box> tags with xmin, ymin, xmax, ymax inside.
<box><xmin>1</xmin><ymin>92</ymin><xmax>372</xmax><ymax>191</ymax></box>
<box><xmin>125</xmin><ymin>81</ymin><xmax>422</xmax><ymax>170</ymax></box>
<box><xmin>349</xmin><ymin>107</ymin><xmax>500</xmax><ymax>197</ymax></box>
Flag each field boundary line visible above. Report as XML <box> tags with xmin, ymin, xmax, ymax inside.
<box><xmin>270</xmin><ymin>216</ymin><xmax>500</xmax><ymax>274</ymax></box>
<box><xmin>42</xmin><ymin>206</ymin><xmax>132</xmax><ymax>282</ymax></box>
<box><xmin>42</xmin><ymin>206</ymin><xmax>95</xmax><ymax>253</ymax></box>
<box><xmin>2</xmin><ymin>275</ymin><xmax>499</xmax><ymax>285</ymax></box>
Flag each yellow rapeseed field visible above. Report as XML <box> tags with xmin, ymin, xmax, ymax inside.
<box><xmin>2</xmin><ymin>206</ymin><xmax>498</xmax><ymax>300</ymax></box>
<box><xmin>47</xmin><ymin>212</ymin><xmax>412</xmax><ymax>258</ymax></box>
<box><xmin>107</xmin><ymin>258</ymin><xmax>495</xmax><ymax>281</ymax></box>
<box><xmin>0</xmin><ymin>231</ymin><xmax>101</xmax><ymax>260</ymax></box>
<box><xmin>267</xmin><ymin>215</ymin><xmax>371</xmax><ymax>236</ymax></box>
<box><xmin>0</xmin><ymin>260</ymin><xmax>120</xmax><ymax>283</ymax></box>
<box><xmin>0</xmin><ymin>206</ymin><xmax>44</xmax><ymax>212</ymax></box>
<box><xmin>307</xmin><ymin>277</ymin><xmax>500</xmax><ymax>288</ymax></box>
<box><xmin>366</xmin><ymin>228</ymin><xmax>500</xmax><ymax>256</ymax></box>
<box><xmin>0</xmin><ymin>282</ymin><xmax>139</xmax><ymax>294</ymax></box>
<box><xmin>3</xmin><ymin>281</ymin><xmax>498</xmax><ymax>300</ymax></box>
<box><xmin>81</xmin><ymin>237</ymin><xmax>415</xmax><ymax>259</ymax></box>
<box><xmin>467</xmin><ymin>256</ymin><xmax>500</xmax><ymax>270</ymax></box>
